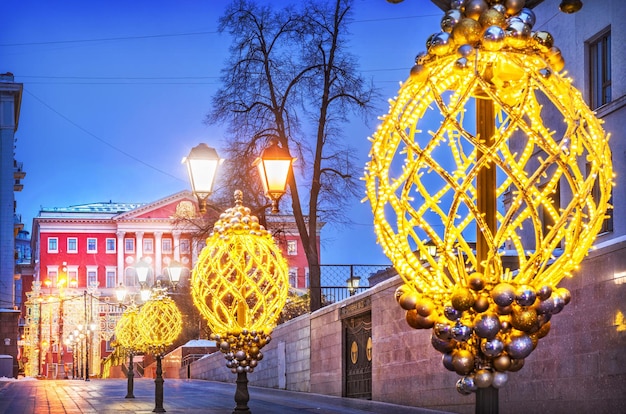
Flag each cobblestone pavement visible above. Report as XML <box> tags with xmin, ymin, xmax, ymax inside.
<box><xmin>0</xmin><ymin>378</ymin><xmax>452</xmax><ymax>414</ymax></box>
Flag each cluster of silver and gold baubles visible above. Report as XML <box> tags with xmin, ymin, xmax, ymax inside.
<box><xmin>397</xmin><ymin>275</ymin><xmax>571</xmax><ymax>393</ymax></box>
<box><xmin>415</xmin><ymin>0</ymin><xmax>563</xmax><ymax>74</ymax></box>
<box><xmin>365</xmin><ymin>0</ymin><xmax>612</xmax><ymax>395</ymax></box>
<box><xmin>211</xmin><ymin>330</ymin><xmax>270</xmax><ymax>374</ymax></box>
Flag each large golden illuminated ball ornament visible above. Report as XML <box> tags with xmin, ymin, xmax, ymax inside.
<box><xmin>137</xmin><ymin>289</ymin><xmax>183</xmax><ymax>355</ymax></box>
<box><xmin>365</xmin><ymin>1</ymin><xmax>613</xmax><ymax>394</ymax></box>
<box><xmin>114</xmin><ymin>304</ymin><xmax>145</xmax><ymax>352</ymax></box>
<box><xmin>191</xmin><ymin>190</ymin><xmax>289</xmax><ymax>373</ymax></box>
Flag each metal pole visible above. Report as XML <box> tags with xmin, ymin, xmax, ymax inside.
<box><xmin>153</xmin><ymin>354</ymin><xmax>165</xmax><ymax>412</ymax></box>
<box><xmin>126</xmin><ymin>351</ymin><xmax>135</xmax><ymax>399</ymax></box>
<box><xmin>475</xmin><ymin>92</ymin><xmax>498</xmax><ymax>414</ymax></box>
<box><xmin>233</xmin><ymin>371</ymin><xmax>251</xmax><ymax>414</ymax></box>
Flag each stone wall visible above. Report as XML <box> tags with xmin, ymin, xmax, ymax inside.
<box><xmin>189</xmin><ymin>242</ymin><xmax>626</xmax><ymax>413</ymax></box>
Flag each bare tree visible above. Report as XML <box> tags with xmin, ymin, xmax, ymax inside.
<box><xmin>207</xmin><ymin>0</ymin><xmax>377</xmax><ymax>311</ymax></box>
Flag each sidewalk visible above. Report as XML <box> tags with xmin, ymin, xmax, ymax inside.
<box><xmin>0</xmin><ymin>378</ymin><xmax>453</xmax><ymax>414</ymax></box>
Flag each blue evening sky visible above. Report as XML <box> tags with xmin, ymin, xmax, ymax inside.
<box><xmin>1</xmin><ymin>0</ymin><xmax>443</xmax><ymax>265</ymax></box>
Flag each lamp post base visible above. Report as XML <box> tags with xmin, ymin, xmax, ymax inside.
<box><xmin>153</xmin><ymin>355</ymin><xmax>165</xmax><ymax>413</ymax></box>
<box><xmin>233</xmin><ymin>371</ymin><xmax>251</xmax><ymax>414</ymax></box>
<box><xmin>476</xmin><ymin>386</ymin><xmax>498</xmax><ymax>414</ymax></box>
<box><xmin>126</xmin><ymin>353</ymin><xmax>135</xmax><ymax>399</ymax></box>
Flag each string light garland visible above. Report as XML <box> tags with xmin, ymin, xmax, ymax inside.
<box><xmin>365</xmin><ymin>0</ymin><xmax>612</xmax><ymax>393</ymax></box>
<box><xmin>191</xmin><ymin>190</ymin><xmax>289</xmax><ymax>374</ymax></box>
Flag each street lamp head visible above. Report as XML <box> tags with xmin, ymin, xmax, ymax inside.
<box><xmin>183</xmin><ymin>143</ymin><xmax>223</xmax><ymax>214</ymax></box>
<box><xmin>135</xmin><ymin>260</ymin><xmax>150</xmax><ymax>286</ymax></box>
<box><xmin>254</xmin><ymin>138</ymin><xmax>294</xmax><ymax>213</ymax></box>
<box><xmin>346</xmin><ymin>275</ymin><xmax>361</xmax><ymax>295</ymax></box>
<box><xmin>167</xmin><ymin>260</ymin><xmax>183</xmax><ymax>287</ymax></box>
<box><xmin>115</xmin><ymin>283</ymin><xmax>127</xmax><ymax>303</ymax></box>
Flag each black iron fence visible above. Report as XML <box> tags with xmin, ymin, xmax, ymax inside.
<box><xmin>314</xmin><ymin>264</ymin><xmax>393</xmax><ymax>305</ymax></box>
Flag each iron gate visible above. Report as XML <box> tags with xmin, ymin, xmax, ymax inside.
<box><xmin>344</xmin><ymin>311</ymin><xmax>372</xmax><ymax>399</ymax></box>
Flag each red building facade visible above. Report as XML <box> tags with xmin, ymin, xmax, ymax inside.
<box><xmin>25</xmin><ymin>190</ymin><xmax>318</xmax><ymax>377</ymax></box>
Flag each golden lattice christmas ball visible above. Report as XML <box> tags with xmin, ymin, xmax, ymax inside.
<box><xmin>137</xmin><ymin>290</ymin><xmax>182</xmax><ymax>353</ymax></box>
<box><xmin>364</xmin><ymin>1</ymin><xmax>613</xmax><ymax>393</ymax></box>
<box><xmin>191</xmin><ymin>191</ymin><xmax>289</xmax><ymax>336</ymax></box>
<box><xmin>114</xmin><ymin>304</ymin><xmax>144</xmax><ymax>352</ymax></box>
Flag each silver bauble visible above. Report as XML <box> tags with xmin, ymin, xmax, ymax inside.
<box><xmin>456</xmin><ymin>378</ymin><xmax>473</xmax><ymax>395</ymax></box>
<box><xmin>450</xmin><ymin>0</ymin><xmax>465</xmax><ymax>9</ymax></box>
<box><xmin>515</xmin><ymin>285</ymin><xmax>537</xmax><ymax>307</ymax></box>
<box><xmin>483</xmin><ymin>26</ymin><xmax>506</xmax><ymax>51</ymax></box>
<box><xmin>441</xmin><ymin>9</ymin><xmax>463</xmax><ymax>33</ymax></box>
<box><xmin>492</xmin><ymin>4</ymin><xmax>506</xmax><ymax>15</ymax></box>
<box><xmin>517</xmin><ymin>8</ymin><xmax>536</xmax><ymax>27</ymax></box>
<box><xmin>429</xmin><ymin>32</ymin><xmax>453</xmax><ymax>57</ymax></box>
<box><xmin>537</xmin><ymin>285</ymin><xmax>553</xmax><ymax>301</ymax></box>
<box><xmin>491</xmin><ymin>283</ymin><xmax>516</xmax><ymax>307</ymax></box>
<box><xmin>455</xmin><ymin>57</ymin><xmax>470</xmax><ymax>71</ymax></box>
<box><xmin>453</xmin><ymin>323</ymin><xmax>473</xmax><ymax>342</ymax></box>
<box><xmin>474</xmin><ymin>313</ymin><xmax>501</xmax><ymax>339</ymax></box>
<box><xmin>435</xmin><ymin>320</ymin><xmax>454</xmax><ymax>340</ymax></box>
<box><xmin>457</xmin><ymin>43</ymin><xmax>475</xmax><ymax>58</ymax></box>
<box><xmin>431</xmin><ymin>334</ymin><xmax>455</xmax><ymax>353</ymax></box>
<box><xmin>461</xmin><ymin>375</ymin><xmax>478</xmax><ymax>392</ymax></box>
<box><xmin>505</xmin><ymin>20</ymin><xmax>531</xmax><ymax>49</ymax></box>
<box><xmin>506</xmin><ymin>333</ymin><xmax>534</xmax><ymax>359</ymax></box>
<box><xmin>492</xmin><ymin>371</ymin><xmax>509</xmax><ymax>388</ymax></box>
<box><xmin>474</xmin><ymin>369</ymin><xmax>493</xmax><ymax>388</ymax></box>
<box><xmin>445</xmin><ymin>306</ymin><xmax>462</xmax><ymax>321</ymax></box>
<box><xmin>443</xmin><ymin>352</ymin><xmax>456</xmax><ymax>371</ymax></box>
<box><xmin>535</xmin><ymin>297</ymin><xmax>555</xmax><ymax>314</ymax></box>
<box><xmin>481</xmin><ymin>338</ymin><xmax>505</xmax><ymax>357</ymax></box>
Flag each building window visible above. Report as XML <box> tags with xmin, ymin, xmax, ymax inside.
<box><xmin>47</xmin><ymin>269</ymin><xmax>58</xmax><ymax>287</ymax></box>
<box><xmin>106</xmin><ymin>238</ymin><xmax>116</xmax><ymax>253</ymax></box>
<box><xmin>289</xmin><ymin>267</ymin><xmax>298</xmax><ymax>287</ymax></box>
<box><xmin>162</xmin><ymin>238</ymin><xmax>173</xmax><ymax>254</ymax></box>
<box><xmin>87</xmin><ymin>267</ymin><xmax>98</xmax><ymax>288</ymax></box>
<box><xmin>143</xmin><ymin>238</ymin><xmax>154</xmax><ymax>254</ymax></box>
<box><xmin>106</xmin><ymin>339</ymin><xmax>115</xmax><ymax>353</ymax></box>
<box><xmin>589</xmin><ymin>29</ymin><xmax>611</xmax><ymax>109</ymax></box>
<box><xmin>124</xmin><ymin>267</ymin><xmax>136</xmax><ymax>287</ymax></box>
<box><xmin>87</xmin><ymin>238</ymin><xmax>97</xmax><ymax>253</ymax></box>
<box><xmin>67</xmin><ymin>267</ymin><xmax>79</xmax><ymax>287</ymax></box>
<box><xmin>48</xmin><ymin>238</ymin><xmax>58</xmax><ymax>253</ymax></box>
<box><xmin>287</xmin><ymin>240</ymin><xmax>297</xmax><ymax>256</ymax></box>
<box><xmin>180</xmin><ymin>239</ymin><xmax>190</xmax><ymax>255</ymax></box>
<box><xmin>67</xmin><ymin>238</ymin><xmax>78</xmax><ymax>253</ymax></box>
<box><xmin>125</xmin><ymin>238</ymin><xmax>135</xmax><ymax>253</ymax></box>
<box><xmin>587</xmin><ymin>162</ymin><xmax>613</xmax><ymax>233</ymax></box>
<box><xmin>106</xmin><ymin>268</ymin><xmax>116</xmax><ymax>288</ymax></box>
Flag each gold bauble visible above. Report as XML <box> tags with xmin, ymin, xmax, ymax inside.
<box><xmin>452</xmin><ymin>18</ymin><xmax>483</xmax><ymax>45</ymax></box>
<box><xmin>511</xmin><ymin>308</ymin><xmax>539</xmax><ymax>332</ymax></box>
<box><xmin>479</xmin><ymin>9</ymin><xmax>507</xmax><ymax>29</ymax></box>
<box><xmin>451</xmin><ymin>287</ymin><xmax>476</xmax><ymax>311</ymax></box>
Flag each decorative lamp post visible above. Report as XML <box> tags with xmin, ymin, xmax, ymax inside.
<box><xmin>182</xmin><ymin>143</ymin><xmax>223</xmax><ymax>214</ymax></box>
<box><xmin>367</xmin><ymin>1</ymin><xmax>611</xmax><ymax>413</ymax></box>
<box><xmin>115</xmin><ymin>301</ymin><xmax>145</xmax><ymax>399</ymax></box>
<box><xmin>253</xmin><ymin>138</ymin><xmax>295</xmax><ymax>213</ymax></box>
<box><xmin>135</xmin><ymin>260</ymin><xmax>152</xmax><ymax>302</ymax></box>
<box><xmin>347</xmin><ymin>275</ymin><xmax>361</xmax><ymax>297</ymax></box>
<box><xmin>191</xmin><ymin>191</ymin><xmax>290</xmax><ymax>414</ymax></box>
<box><xmin>137</xmin><ymin>284</ymin><xmax>183</xmax><ymax>413</ymax></box>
